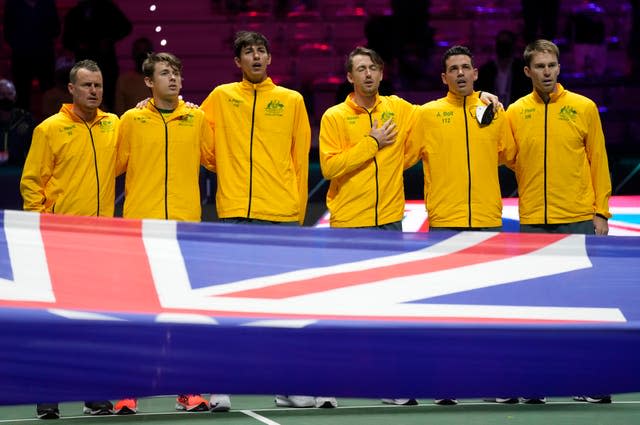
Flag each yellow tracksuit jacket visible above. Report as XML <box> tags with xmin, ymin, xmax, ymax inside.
<box><xmin>506</xmin><ymin>84</ymin><xmax>611</xmax><ymax>224</ymax></box>
<box><xmin>507</xmin><ymin>84</ymin><xmax>611</xmax><ymax>224</ymax></box>
<box><xmin>200</xmin><ymin>78</ymin><xmax>310</xmax><ymax>224</ymax></box>
<box><xmin>116</xmin><ymin>100</ymin><xmax>215</xmax><ymax>222</ymax></box>
<box><xmin>20</xmin><ymin>104</ymin><xmax>118</xmax><ymax>216</ymax></box>
<box><xmin>319</xmin><ymin>93</ymin><xmax>418</xmax><ymax>228</ymax></box>
<box><xmin>406</xmin><ymin>91</ymin><xmax>516</xmax><ymax>228</ymax></box>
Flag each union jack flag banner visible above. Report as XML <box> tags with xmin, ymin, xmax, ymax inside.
<box><xmin>0</xmin><ymin>209</ymin><xmax>639</xmax><ymax>404</ymax></box>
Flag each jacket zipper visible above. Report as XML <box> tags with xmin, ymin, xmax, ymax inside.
<box><xmin>151</xmin><ymin>104</ymin><xmax>170</xmax><ymax>219</ymax></box>
<box><xmin>365</xmin><ymin>108</ymin><xmax>379</xmax><ymax>226</ymax></box>
<box><xmin>82</xmin><ymin>121</ymin><xmax>100</xmax><ymax>217</ymax></box>
<box><xmin>543</xmin><ymin>99</ymin><xmax>549</xmax><ymax>224</ymax></box>
<box><xmin>463</xmin><ymin>96</ymin><xmax>471</xmax><ymax>227</ymax></box>
<box><xmin>247</xmin><ymin>89</ymin><xmax>257</xmax><ymax>218</ymax></box>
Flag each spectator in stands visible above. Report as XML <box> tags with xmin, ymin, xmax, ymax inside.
<box><xmin>3</xmin><ymin>0</ymin><xmax>60</xmax><ymax>111</ymax></box>
<box><xmin>521</xmin><ymin>0</ymin><xmax>560</xmax><ymax>43</ymax></box>
<box><xmin>20</xmin><ymin>59</ymin><xmax>126</xmax><ymax>419</ymax></box>
<box><xmin>506</xmin><ymin>40</ymin><xmax>612</xmax><ymax>403</ymax></box>
<box><xmin>406</xmin><ymin>45</ymin><xmax>516</xmax><ymax>234</ymax></box>
<box><xmin>0</xmin><ymin>78</ymin><xmax>35</xmax><ymax>168</ymax></box>
<box><xmin>41</xmin><ymin>56</ymin><xmax>74</xmax><ymax>119</ymax></box>
<box><xmin>390</xmin><ymin>0</ymin><xmax>434</xmax><ymax>90</ymax></box>
<box><xmin>114</xmin><ymin>37</ymin><xmax>153</xmax><ymax>116</ymax></box>
<box><xmin>566</xmin><ymin>1</ymin><xmax>607</xmax><ymax>77</ymax></box>
<box><xmin>62</xmin><ymin>0</ymin><xmax>132</xmax><ymax>112</ymax></box>
<box><xmin>476</xmin><ymin>30</ymin><xmax>530</xmax><ymax>109</ymax></box>
<box><xmin>630</xmin><ymin>0</ymin><xmax>640</xmax><ymax>79</ymax></box>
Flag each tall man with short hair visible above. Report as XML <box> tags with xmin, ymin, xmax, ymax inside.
<box><xmin>200</xmin><ymin>31</ymin><xmax>310</xmax><ymax>226</ymax></box>
<box><xmin>506</xmin><ymin>39</ymin><xmax>611</xmax><ymax>237</ymax></box>
<box><xmin>406</xmin><ymin>45</ymin><xmax>516</xmax><ymax>232</ymax></box>
<box><xmin>199</xmin><ymin>30</ymin><xmax>317</xmax><ymax>409</ymax></box>
<box><xmin>319</xmin><ymin>46</ymin><xmax>413</xmax><ymax>231</ymax></box>
<box><xmin>117</xmin><ymin>52</ymin><xmax>215</xmax><ymax>222</ymax></box>
<box><xmin>505</xmin><ymin>37</ymin><xmax>613</xmax><ymax>406</ymax></box>
<box><xmin>20</xmin><ymin>59</ymin><xmax>122</xmax><ymax>419</ymax></box>
<box><xmin>117</xmin><ymin>52</ymin><xmax>216</xmax><ymax>413</ymax></box>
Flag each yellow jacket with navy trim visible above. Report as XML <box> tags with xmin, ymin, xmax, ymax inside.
<box><xmin>20</xmin><ymin>104</ymin><xmax>118</xmax><ymax>216</ymax></box>
<box><xmin>116</xmin><ymin>99</ymin><xmax>215</xmax><ymax>222</ymax></box>
<box><xmin>406</xmin><ymin>91</ymin><xmax>516</xmax><ymax>228</ymax></box>
<box><xmin>319</xmin><ymin>93</ymin><xmax>418</xmax><ymax>228</ymax></box>
<box><xmin>200</xmin><ymin>78</ymin><xmax>310</xmax><ymax>224</ymax></box>
<box><xmin>505</xmin><ymin>84</ymin><xmax>611</xmax><ymax>224</ymax></box>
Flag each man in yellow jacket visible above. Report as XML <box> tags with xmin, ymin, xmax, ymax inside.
<box><xmin>201</xmin><ymin>31</ymin><xmax>333</xmax><ymax>410</ymax></box>
<box><xmin>116</xmin><ymin>52</ymin><xmax>215</xmax><ymax>222</ymax></box>
<box><xmin>21</xmin><ymin>60</ymin><xmax>118</xmax><ymax>217</ymax></box>
<box><xmin>200</xmin><ymin>31</ymin><xmax>310</xmax><ymax>226</ymax></box>
<box><xmin>406</xmin><ymin>45</ymin><xmax>516</xmax><ymax>231</ymax></box>
<box><xmin>507</xmin><ymin>39</ymin><xmax>612</xmax><ymax>406</ymax></box>
<box><xmin>116</xmin><ymin>52</ymin><xmax>218</xmax><ymax>413</ymax></box>
<box><xmin>506</xmin><ymin>39</ymin><xmax>611</xmax><ymax>236</ymax></box>
<box><xmin>319</xmin><ymin>46</ymin><xmax>415</xmax><ymax>230</ymax></box>
<box><xmin>20</xmin><ymin>60</ymin><xmax>122</xmax><ymax>418</ymax></box>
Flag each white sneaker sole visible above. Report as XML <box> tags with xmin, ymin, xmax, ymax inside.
<box><xmin>315</xmin><ymin>397</ymin><xmax>338</xmax><ymax>408</ymax></box>
<box><xmin>381</xmin><ymin>398</ymin><xmax>418</xmax><ymax>406</ymax></box>
<box><xmin>274</xmin><ymin>395</ymin><xmax>316</xmax><ymax>408</ymax></box>
<box><xmin>209</xmin><ymin>394</ymin><xmax>231</xmax><ymax>412</ymax></box>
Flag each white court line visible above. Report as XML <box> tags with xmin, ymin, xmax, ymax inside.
<box><xmin>241</xmin><ymin>409</ymin><xmax>282</xmax><ymax>425</ymax></box>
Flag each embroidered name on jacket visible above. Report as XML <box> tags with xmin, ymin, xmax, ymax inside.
<box><xmin>265</xmin><ymin>100</ymin><xmax>285</xmax><ymax>116</ymax></box>
<box><xmin>60</xmin><ymin>125</ymin><xmax>75</xmax><ymax>136</ymax></box>
<box><xmin>436</xmin><ymin>110</ymin><xmax>454</xmax><ymax>124</ymax></box>
<box><xmin>133</xmin><ymin>116</ymin><xmax>148</xmax><ymax>124</ymax></box>
<box><xmin>521</xmin><ymin>107</ymin><xmax>535</xmax><ymax>120</ymax></box>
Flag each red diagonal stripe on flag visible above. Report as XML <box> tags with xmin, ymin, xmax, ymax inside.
<box><xmin>221</xmin><ymin>232</ymin><xmax>569</xmax><ymax>299</ymax></box>
<box><xmin>40</xmin><ymin>214</ymin><xmax>162</xmax><ymax>312</ymax></box>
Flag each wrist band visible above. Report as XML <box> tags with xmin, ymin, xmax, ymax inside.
<box><xmin>595</xmin><ymin>213</ymin><xmax>608</xmax><ymax>221</ymax></box>
<box><xmin>369</xmin><ymin>135</ymin><xmax>380</xmax><ymax>148</ymax></box>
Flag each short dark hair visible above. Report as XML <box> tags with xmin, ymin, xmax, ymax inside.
<box><xmin>141</xmin><ymin>52</ymin><xmax>183</xmax><ymax>78</ymax></box>
<box><xmin>346</xmin><ymin>46</ymin><xmax>384</xmax><ymax>73</ymax></box>
<box><xmin>523</xmin><ymin>39</ymin><xmax>559</xmax><ymax>67</ymax></box>
<box><xmin>441</xmin><ymin>45</ymin><xmax>474</xmax><ymax>72</ymax></box>
<box><xmin>233</xmin><ymin>31</ymin><xmax>270</xmax><ymax>57</ymax></box>
<box><xmin>69</xmin><ymin>59</ymin><xmax>101</xmax><ymax>84</ymax></box>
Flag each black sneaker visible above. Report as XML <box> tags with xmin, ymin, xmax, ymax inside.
<box><xmin>434</xmin><ymin>399</ymin><xmax>458</xmax><ymax>405</ymax></box>
<box><xmin>574</xmin><ymin>395</ymin><xmax>612</xmax><ymax>404</ymax></box>
<box><xmin>36</xmin><ymin>403</ymin><xmax>60</xmax><ymax>420</ymax></box>
<box><xmin>520</xmin><ymin>397</ymin><xmax>547</xmax><ymax>404</ymax></box>
<box><xmin>83</xmin><ymin>401</ymin><xmax>114</xmax><ymax>415</ymax></box>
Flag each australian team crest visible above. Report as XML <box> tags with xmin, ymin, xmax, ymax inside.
<box><xmin>265</xmin><ymin>99</ymin><xmax>285</xmax><ymax>116</ymax></box>
<box><xmin>559</xmin><ymin>105</ymin><xmax>578</xmax><ymax>122</ymax></box>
